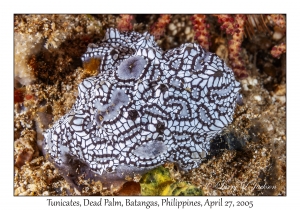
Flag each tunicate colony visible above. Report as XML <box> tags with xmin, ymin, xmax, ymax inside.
<box><xmin>43</xmin><ymin>28</ymin><xmax>241</xmax><ymax>189</ymax></box>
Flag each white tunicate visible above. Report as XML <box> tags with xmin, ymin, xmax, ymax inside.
<box><xmin>43</xmin><ymin>28</ymin><xmax>241</xmax><ymax>187</ymax></box>
<box><xmin>132</xmin><ymin>141</ymin><xmax>167</xmax><ymax>158</ymax></box>
<box><xmin>117</xmin><ymin>56</ymin><xmax>146</xmax><ymax>79</ymax></box>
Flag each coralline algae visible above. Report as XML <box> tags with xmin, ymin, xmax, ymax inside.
<box><xmin>43</xmin><ymin>28</ymin><xmax>241</xmax><ymax>189</ymax></box>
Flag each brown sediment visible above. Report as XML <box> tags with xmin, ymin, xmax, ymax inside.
<box><xmin>14</xmin><ymin>14</ymin><xmax>286</xmax><ymax>196</ymax></box>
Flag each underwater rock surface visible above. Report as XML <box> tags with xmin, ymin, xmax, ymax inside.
<box><xmin>43</xmin><ymin>28</ymin><xmax>241</xmax><ymax>189</ymax></box>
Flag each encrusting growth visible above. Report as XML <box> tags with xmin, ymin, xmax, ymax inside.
<box><xmin>150</xmin><ymin>15</ymin><xmax>171</xmax><ymax>40</ymax></box>
<box><xmin>271</xmin><ymin>43</ymin><xmax>286</xmax><ymax>59</ymax></box>
<box><xmin>215</xmin><ymin>14</ymin><xmax>248</xmax><ymax>79</ymax></box>
<box><xmin>191</xmin><ymin>14</ymin><xmax>210</xmax><ymax>51</ymax></box>
<box><xmin>117</xmin><ymin>14</ymin><xmax>134</xmax><ymax>32</ymax></box>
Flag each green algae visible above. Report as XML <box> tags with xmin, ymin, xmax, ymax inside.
<box><xmin>139</xmin><ymin>166</ymin><xmax>202</xmax><ymax>196</ymax></box>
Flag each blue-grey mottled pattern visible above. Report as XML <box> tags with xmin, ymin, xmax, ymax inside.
<box><xmin>43</xmin><ymin>28</ymin><xmax>241</xmax><ymax>177</ymax></box>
